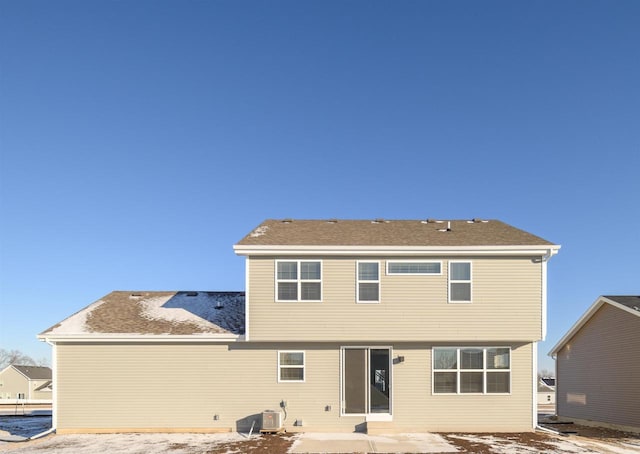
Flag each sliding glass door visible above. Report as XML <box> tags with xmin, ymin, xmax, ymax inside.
<box><xmin>342</xmin><ymin>347</ymin><xmax>391</xmax><ymax>415</ymax></box>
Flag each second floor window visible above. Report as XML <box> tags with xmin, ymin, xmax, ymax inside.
<box><xmin>449</xmin><ymin>261</ymin><xmax>472</xmax><ymax>303</ymax></box>
<box><xmin>276</xmin><ymin>260</ymin><xmax>322</xmax><ymax>301</ymax></box>
<box><xmin>357</xmin><ymin>261</ymin><xmax>380</xmax><ymax>303</ymax></box>
<box><xmin>387</xmin><ymin>261</ymin><xmax>442</xmax><ymax>275</ymax></box>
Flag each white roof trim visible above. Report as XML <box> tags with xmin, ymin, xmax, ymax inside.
<box><xmin>548</xmin><ymin>296</ymin><xmax>640</xmax><ymax>357</ymax></box>
<box><xmin>234</xmin><ymin>244</ymin><xmax>561</xmax><ymax>257</ymax></box>
<box><xmin>38</xmin><ymin>334</ymin><xmax>244</xmax><ymax>343</ymax></box>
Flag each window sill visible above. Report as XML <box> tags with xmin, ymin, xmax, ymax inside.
<box><xmin>275</xmin><ymin>300</ymin><xmax>323</xmax><ymax>303</ymax></box>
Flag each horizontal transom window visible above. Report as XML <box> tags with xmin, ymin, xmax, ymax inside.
<box><xmin>433</xmin><ymin>347</ymin><xmax>511</xmax><ymax>394</ymax></box>
<box><xmin>387</xmin><ymin>261</ymin><xmax>442</xmax><ymax>275</ymax></box>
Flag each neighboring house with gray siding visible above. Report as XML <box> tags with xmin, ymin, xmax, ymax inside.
<box><xmin>0</xmin><ymin>365</ymin><xmax>52</xmax><ymax>403</ymax></box>
<box><xmin>39</xmin><ymin>218</ymin><xmax>559</xmax><ymax>434</ymax></box>
<box><xmin>549</xmin><ymin>295</ymin><xmax>640</xmax><ymax>432</ymax></box>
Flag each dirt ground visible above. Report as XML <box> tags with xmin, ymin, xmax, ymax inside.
<box><xmin>1</xmin><ymin>429</ymin><xmax>639</xmax><ymax>454</ymax></box>
<box><xmin>210</xmin><ymin>429</ymin><xmax>640</xmax><ymax>454</ymax></box>
<box><xmin>2</xmin><ymin>413</ymin><xmax>640</xmax><ymax>454</ymax></box>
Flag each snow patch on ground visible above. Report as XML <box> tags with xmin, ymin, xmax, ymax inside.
<box><xmin>0</xmin><ymin>432</ymin><xmax>248</xmax><ymax>453</ymax></box>
<box><xmin>447</xmin><ymin>434</ymin><xmax>587</xmax><ymax>453</ymax></box>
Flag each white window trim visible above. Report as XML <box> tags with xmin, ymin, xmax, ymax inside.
<box><xmin>278</xmin><ymin>350</ymin><xmax>305</xmax><ymax>383</ymax></box>
<box><xmin>432</xmin><ymin>346</ymin><xmax>511</xmax><ymax>395</ymax></box>
<box><xmin>356</xmin><ymin>260</ymin><xmax>380</xmax><ymax>304</ymax></box>
<box><xmin>386</xmin><ymin>260</ymin><xmax>443</xmax><ymax>275</ymax></box>
<box><xmin>448</xmin><ymin>260</ymin><xmax>472</xmax><ymax>303</ymax></box>
<box><xmin>275</xmin><ymin>260</ymin><xmax>323</xmax><ymax>302</ymax></box>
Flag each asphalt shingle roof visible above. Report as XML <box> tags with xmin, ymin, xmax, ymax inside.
<box><xmin>40</xmin><ymin>291</ymin><xmax>245</xmax><ymax>337</ymax></box>
<box><xmin>13</xmin><ymin>365</ymin><xmax>52</xmax><ymax>380</ymax></box>
<box><xmin>236</xmin><ymin>219</ymin><xmax>556</xmax><ymax>247</ymax></box>
<box><xmin>604</xmin><ymin>295</ymin><xmax>640</xmax><ymax>312</ymax></box>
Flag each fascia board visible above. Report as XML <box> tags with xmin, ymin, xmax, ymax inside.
<box><xmin>37</xmin><ymin>334</ymin><xmax>244</xmax><ymax>343</ymax></box>
<box><xmin>548</xmin><ymin>296</ymin><xmax>640</xmax><ymax>357</ymax></box>
<box><xmin>548</xmin><ymin>296</ymin><xmax>606</xmax><ymax>357</ymax></box>
<box><xmin>234</xmin><ymin>244</ymin><xmax>561</xmax><ymax>257</ymax></box>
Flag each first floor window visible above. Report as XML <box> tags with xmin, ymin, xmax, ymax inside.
<box><xmin>357</xmin><ymin>261</ymin><xmax>380</xmax><ymax>303</ymax></box>
<box><xmin>276</xmin><ymin>261</ymin><xmax>322</xmax><ymax>301</ymax></box>
<box><xmin>278</xmin><ymin>351</ymin><xmax>305</xmax><ymax>382</ymax></box>
<box><xmin>433</xmin><ymin>347</ymin><xmax>510</xmax><ymax>394</ymax></box>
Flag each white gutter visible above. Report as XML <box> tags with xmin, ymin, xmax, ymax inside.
<box><xmin>38</xmin><ymin>334</ymin><xmax>244</xmax><ymax>343</ymax></box>
<box><xmin>234</xmin><ymin>244</ymin><xmax>561</xmax><ymax>257</ymax></box>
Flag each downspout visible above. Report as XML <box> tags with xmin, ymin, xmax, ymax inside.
<box><xmin>535</xmin><ymin>247</ymin><xmax>559</xmax><ymax>434</ymax></box>
<box><xmin>244</xmin><ymin>257</ymin><xmax>250</xmax><ymax>342</ymax></box>
<box><xmin>540</xmin><ymin>247</ymin><xmax>558</xmax><ymax>341</ymax></box>
<box><xmin>47</xmin><ymin>339</ymin><xmax>57</xmax><ymax>434</ymax></box>
<box><xmin>532</xmin><ymin>342</ymin><xmax>538</xmax><ymax>431</ymax></box>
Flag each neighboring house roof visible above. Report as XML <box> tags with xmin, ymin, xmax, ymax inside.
<box><xmin>548</xmin><ymin>295</ymin><xmax>640</xmax><ymax>357</ymax></box>
<box><xmin>234</xmin><ymin>219</ymin><xmax>559</xmax><ymax>254</ymax></box>
<box><xmin>538</xmin><ymin>377</ymin><xmax>556</xmax><ymax>392</ymax></box>
<box><xmin>11</xmin><ymin>365</ymin><xmax>52</xmax><ymax>380</ymax></box>
<box><xmin>39</xmin><ymin>291</ymin><xmax>245</xmax><ymax>340</ymax></box>
<box><xmin>540</xmin><ymin>377</ymin><xmax>556</xmax><ymax>387</ymax></box>
<box><xmin>34</xmin><ymin>380</ymin><xmax>53</xmax><ymax>391</ymax></box>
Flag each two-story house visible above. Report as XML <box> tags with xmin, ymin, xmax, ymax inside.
<box><xmin>0</xmin><ymin>365</ymin><xmax>52</xmax><ymax>403</ymax></box>
<box><xmin>38</xmin><ymin>218</ymin><xmax>559</xmax><ymax>434</ymax></box>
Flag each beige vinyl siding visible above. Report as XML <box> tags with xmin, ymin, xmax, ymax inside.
<box><xmin>0</xmin><ymin>367</ymin><xmax>28</xmax><ymax>400</ymax></box>
<box><xmin>248</xmin><ymin>256</ymin><xmax>542</xmax><ymax>342</ymax></box>
<box><xmin>392</xmin><ymin>342</ymin><xmax>533</xmax><ymax>432</ymax></box>
<box><xmin>54</xmin><ymin>341</ymin><xmax>534</xmax><ymax>433</ymax></box>
<box><xmin>30</xmin><ymin>380</ymin><xmax>52</xmax><ymax>400</ymax></box>
<box><xmin>55</xmin><ymin>342</ymin><xmax>355</xmax><ymax>432</ymax></box>
<box><xmin>557</xmin><ymin>304</ymin><xmax>640</xmax><ymax>429</ymax></box>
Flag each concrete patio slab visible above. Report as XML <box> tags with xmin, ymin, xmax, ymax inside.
<box><xmin>289</xmin><ymin>432</ymin><xmax>458</xmax><ymax>453</ymax></box>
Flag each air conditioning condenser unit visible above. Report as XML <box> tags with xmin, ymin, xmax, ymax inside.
<box><xmin>261</xmin><ymin>410</ymin><xmax>282</xmax><ymax>431</ymax></box>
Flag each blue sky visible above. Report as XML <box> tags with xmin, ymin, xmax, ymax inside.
<box><xmin>0</xmin><ymin>1</ymin><xmax>638</xmax><ymax>372</ymax></box>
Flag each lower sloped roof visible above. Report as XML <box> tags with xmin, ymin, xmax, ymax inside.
<box><xmin>34</xmin><ymin>380</ymin><xmax>53</xmax><ymax>391</ymax></box>
<box><xmin>39</xmin><ymin>291</ymin><xmax>245</xmax><ymax>338</ymax></box>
